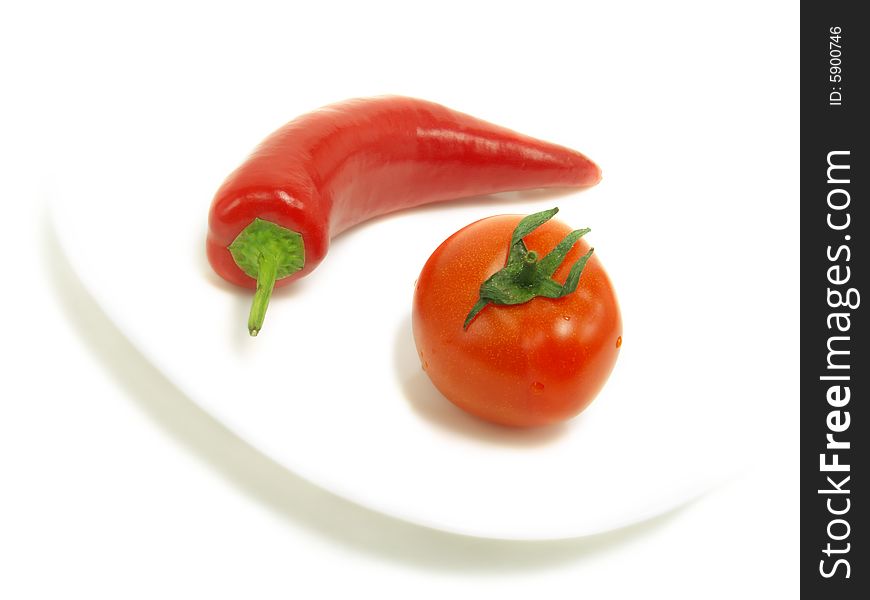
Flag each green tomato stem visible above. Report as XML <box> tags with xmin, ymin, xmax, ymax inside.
<box><xmin>463</xmin><ymin>207</ymin><xmax>594</xmax><ymax>331</ymax></box>
<box><xmin>516</xmin><ymin>251</ymin><xmax>539</xmax><ymax>286</ymax></box>
<box><xmin>248</xmin><ymin>254</ymin><xmax>278</xmax><ymax>336</ymax></box>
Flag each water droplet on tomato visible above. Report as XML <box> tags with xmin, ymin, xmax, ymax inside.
<box><xmin>616</xmin><ymin>336</ymin><xmax>622</xmax><ymax>348</ymax></box>
<box><xmin>562</xmin><ymin>315</ymin><xmax>571</xmax><ymax>321</ymax></box>
<box><xmin>423</xmin><ymin>361</ymin><xmax>429</xmax><ymax>371</ymax></box>
<box><xmin>531</xmin><ymin>381</ymin><xmax>545</xmax><ymax>393</ymax></box>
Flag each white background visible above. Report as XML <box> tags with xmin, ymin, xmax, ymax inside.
<box><xmin>2</xmin><ymin>1</ymin><xmax>798</xmax><ymax>598</ymax></box>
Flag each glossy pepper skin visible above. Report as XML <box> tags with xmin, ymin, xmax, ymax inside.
<box><xmin>207</xmin><ymin>96</ymin><xmax>601</xmax><ymax>333</ymax></box>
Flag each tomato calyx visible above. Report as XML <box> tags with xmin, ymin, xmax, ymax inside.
<box><xmin>463</xmin><ymin>208</ymin><xmax>594</xmax><ymax>330</ymax></box>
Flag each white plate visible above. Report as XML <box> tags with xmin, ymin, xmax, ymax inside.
<box><xmin>49</xmin><ymin>97</ymin><xmax>755</xmax><ymax>539</ymax></box>
<box><xmin>45</xmin><ymin>4</ymin><xmax>797</xmax><ymax>534</ymax></box>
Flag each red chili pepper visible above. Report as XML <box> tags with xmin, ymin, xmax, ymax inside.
<box><xmin>207</xmin><ymin>96</ymin><xmax>601</xmax><ymax>335</ymax></box>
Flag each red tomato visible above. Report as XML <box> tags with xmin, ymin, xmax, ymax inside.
<box><xmin>412</xmin><ymin>213</ymin><xmax>622</xmax><ymax>427</ymax></box>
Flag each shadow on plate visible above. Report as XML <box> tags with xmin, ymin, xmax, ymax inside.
<box><xmin>46</xmin><ymin>215</ymin><xmax>699</xmax><ymax>573</ymax></box>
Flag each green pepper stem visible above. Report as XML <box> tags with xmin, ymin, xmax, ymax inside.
<box><xmin>248</xmin><ymin>254</ymin><xmax>278</xmax><ymax>336</ymax></box>
<box><xmin>229</xmin><ymin>218</ymin><xmax>305</xmax><ymax>337</ymax></box>
<box><xmin>516</xmin><ymin>251</ymin><xmax>539</xmax><ymax>286</ymax></box>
